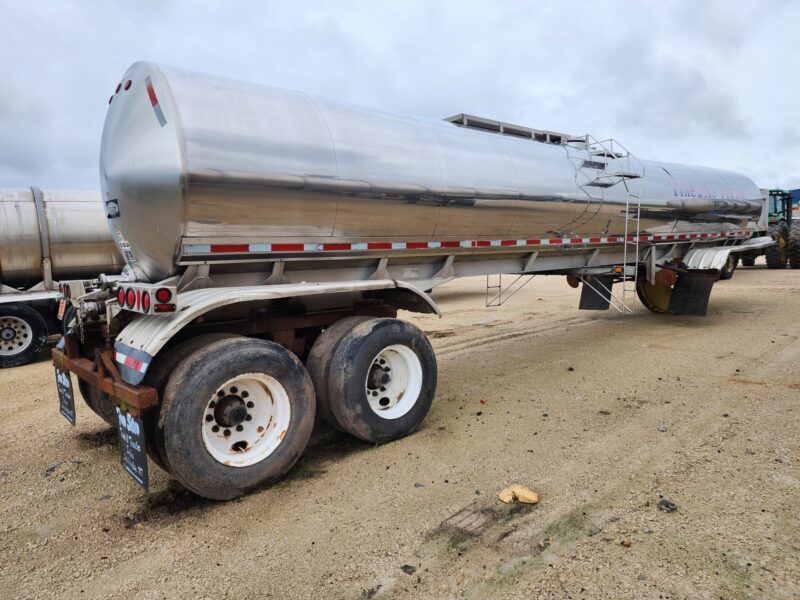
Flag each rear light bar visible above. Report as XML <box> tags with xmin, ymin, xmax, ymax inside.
<box><xmin>114</xmin><ymin>284</ymin><xmax>177</xmax><ymax>315</ymax></box>
<box><xmin>57</xmin><ymin>280</ymin><xmax>88</xmax><ymax>300</ymax></box>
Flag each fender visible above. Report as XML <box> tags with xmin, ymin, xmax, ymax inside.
<box><xmin>683</xmin><ymin>236</ymin><xmax>774</xmax><ymax>270</ymax></box>
<box><xmin>113</xmin><ymin>279</ymin><xmax>439</xmax><ymax>384</ymax></box>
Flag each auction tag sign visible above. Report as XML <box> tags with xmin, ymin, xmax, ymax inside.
<box><xmin>115</xmin><ymin>406</ymin><xmax>149</xmax><ymax>490</ymax></box>
<box><xmin>55</xmin><ymin>366</ymin><xmax>76</xmax><ymax>425</ymax></box>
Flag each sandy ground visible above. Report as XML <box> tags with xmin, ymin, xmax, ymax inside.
<box><xmin>1</xmin><ymin>264</ymin><xmax>798</xmax><ymax>600</ymax></box>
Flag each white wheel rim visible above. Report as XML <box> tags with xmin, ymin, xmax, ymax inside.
<box><xmin>364</xmin><ymin>344</ymin><xmax>423</xmax><ymax>420</ymax></box>
<box><xmin>201</xmin><ymin>373</ymin><xmax>291</xmax><ymax>467</ymax></box>
<box><xmin>0</xmin><ymin>316</ymin><xmax>33</xmax><ymax>356</ymax></box>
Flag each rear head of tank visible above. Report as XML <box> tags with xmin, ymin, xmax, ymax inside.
<box><xmin>101</xmin><ymin>62</ymin><xmax>184</xmax><ymax>283</ymax></box>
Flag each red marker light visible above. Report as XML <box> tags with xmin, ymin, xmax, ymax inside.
<box><xmin>124</xmin><ymin>79</ymin><xmax>132</xmax><ymax>90</ymax></box>
<box><xmin>155</xmin><ymin>288</ymin><xmax>172</xmax><ymax>303</ymax></box>
<box><xmin>136</xmin><ymin>288</ymin><xmax>141</xmax><ymax>310</ymax></box>
<box><xmin>115</xmin><ymin>83</ymin><xmax>121</xmax><ymax>93</ymax></box>
<box><xmin>126</xmin><ymin>288</ymin><xmax>135</xmax><ymax>308</ymax></box>
<box><xmin>142</xmin><ymin>292</ymin><xmax>151</xmax><ymax>312</ymax></box>
<box><xmin>116</xmin><ymin>287</ymin><xmax>125</xmax><ymax>305</ymax></box>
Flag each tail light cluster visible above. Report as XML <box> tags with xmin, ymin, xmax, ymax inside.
<box><xmin>57</xmin><ymin>280</ymin><xmax>86</xmax><ymax>300</ymax></box>
<box><xmin>114</xmin><ymin>284</ymin><xmax>177</xmax><ymax>314</ymax></box>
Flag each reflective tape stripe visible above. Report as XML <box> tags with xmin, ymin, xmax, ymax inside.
<box><xmin>115</xmin><ymin>351</ymin><xmax>147</xmax><ymax>373</ymax></box>
<box><xmin>180</xmin><ymin>230</ymin><xmax>752</xmax><ymax>255</ymax></box>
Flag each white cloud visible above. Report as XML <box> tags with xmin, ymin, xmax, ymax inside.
<box><xmin>0</xmin><ymin>0</ymin><xmax>797</xmax><ymax>189</ymax></box>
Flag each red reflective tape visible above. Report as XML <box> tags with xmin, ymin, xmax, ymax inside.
<box><xmin>607</xmin><ymin>237</ymin><xmax>618</xmax><ymax>242</ymax></box>
<box><xmin>271</xmin><ymin>243</ymin><xmax>305</xmax><ymax>252</ymax></box>
<box><xmin>526</xmin><ymin>239</ymin><xmax>541</xmax><ymax>245</ymax></box>
<box><xmin>406</xmin><ymin>242</ymin><xmax>427</xmax><ymax>249</ymax></box>
<box><xmin>589</xmin><ymin>237</ymin><xmax>601</xmax><ymax>243</ymax></box>
<box><xmin>570</xmin><ymin>238</ymin><xmax>583</xmax><ymax>244</ymax></box>
<box><xmin>500</xmin><ymin>240</ymin><xmax>517</xmax><ymax>246</ymax></box>
<box><xmin>210</xmin><ymin>244</ymin><xmax>249</xmax><ymax>253</ymax></box>
<box><xmin>125</xmin><ymin>356</ymin><xmax>143</xmax><ymax>371</ymax></box>
<box><xmin>367</xmin><ymin>242</ymin><xmax>392</xmax><ymax>250</ymax></box>
<box><xmin>322</xmin><ymin>243</ymin><xmax>351</xmax><ymax>251</ymax></box>
<box><xmin>146</xmin><ymin>81</ymin><xmax>158</xmax><ymax>106</ymax></box>
<box><xmin>440</xmin><ymin>241</ymin><xmax>460</xmax><ymax>248</ymax></box>
<box><xmin>550</xmin><ymin>238</ymin><xmax>563</xmax><ymax>244</ymax></box>
<box><xmin>475</xmin><ymin>240</ymin><xmax>491</xmax><ymax>247</ymax></box>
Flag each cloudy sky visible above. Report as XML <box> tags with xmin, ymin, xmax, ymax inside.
<box><xmin>1</xmin><ymin>0</ymin><xmax>798</xmax><ymax>190</ymax></box>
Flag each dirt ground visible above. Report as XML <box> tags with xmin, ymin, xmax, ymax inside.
<box><xmin>1</xmin><ymin>264</ymin><xmax>798</xmax><ymax>600</ymax></box>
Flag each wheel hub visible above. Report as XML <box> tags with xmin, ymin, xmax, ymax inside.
<box><xmin>364</xmin><ymin>345</ymin><xmax>423</xmax><ymax>419</ymax></box>
<box><xmin>368</xmin><ymin>364</ymin><xmax>391</xmax><ymax>389</ymax></box>
<box><xmin>214</xmin><ymin>395</ymin><xmax>248</xmax><ymax>427</ymax></box>
<box><xmin>201</xmin><ymin>373</ymin><xmax>292</xmax><ymax>468</ymax></box>
<box><xmin>0</xmin><ymin>316</ymin><xmax>32</xmax><ymax>356</ymax></box>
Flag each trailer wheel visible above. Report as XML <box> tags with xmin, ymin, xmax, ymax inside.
<box><xmin>636</xmin><ymin>280</ymin><xmax>672</xmax><ymax>314</ymax></box>
<box><xmin>327</xmin><ymin>318</ymin><xmax>437</xmax><ymax>444</ymax></box>
<box><xmin>61</xmin><ymin>304</ymin><xmax>76</xmax><ymax>335</ymax></box>
<box><xmin>740</xmin><ymin>256</ymin><xmax>756</xmax><ymax>267</ymax></box>
<box><xmin>765</xmin><ymin>222</ymin><xmax>789</xmax><ymax>269</ymax></box>
<box><xmin>719</xmin><ymin>254</ymin><xmax>737</xmax><ymax>280</ymax></box>
<box><xmin>145</xmin><ymin>333</ymin><xmax>242</xmax><ymax>472</ymax></box>
<box><xmin>789</xmin><ymin>221</ymin><xmax>800</xmax><ymax>269</ymax></box>
<box><xmin>159</xmin><ymin>337</ymin><xmax>315</xmax><ymax>500</ymax></box>
<box><xmin>306</xmin><ymin>316</ymin><xmax>371</xmax><ymax>430</ymax></box>
<box><xmin>77</xmin><ymin>380</ymin><xmax>118</xmax><ymax>428</ymax></box>
<box><xmin>0</xmin><ymin>304</ymin><xmax>48</xmax><ymax>368</ymax></box>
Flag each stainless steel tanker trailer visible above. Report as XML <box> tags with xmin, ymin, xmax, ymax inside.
<box><xmin>0</xmin><ymin>188</ymin><xmax>123</xmax><ymax>367</ymax></box>
<box><xmin>52</xmin><ymin>62</ymin><xmax>773</xmax><ymax>499</ymax></box>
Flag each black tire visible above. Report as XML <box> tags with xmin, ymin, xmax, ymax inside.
<box><xmin>0</xmin><ymin>304</ymin><xmax>48</xmax><ymax>368</ymax></box>
<box><xmin>306</xmin><ymin>316</ymin><xmax>371</xmax><ymax>430</ymax></box>
<box><xmin>327</xmin><ymin>318</ymin><xmax>437</xmax><ymax>444</ymax></box>
<box><xmin>789</xmin><ymin>221</ymin><xmax>800</xmax><ymax>269</ymax></box>
<box><xmin>636</xmin><ymin>280</ymin><xmax>672</xmax><ymax>314</ymax></box>
<box><xmin>740</xmin><ymin>256</ymin><xmax>756</xmax><ymax>267</ymax></box>
<box><xmin>61</xmin><ymin>304</ymin><xmax>76</xmax><ymax>335</ymax></box>
<box><xmin>77</xmin><ymin>379</ymin><xmax>118</xmax><ymax>428</ymax></box>
<box><xmin>765</xmin><ymin>222</ymin><xmax>789</xmax><ymax>269</ymax></box>
<box><xmin>145</xmin><ymin>333</ymin><xmax>242</xmax><ymax>472</ymax></box>
<box><xmin>159</xmin><ymin>337</ymin><xmax>315</xmax><ymax>500</ymax></box>
<box><xmin>719</xmin><ymin>254</ymin><xmax>737</xmax><ymax>280</ymax></box>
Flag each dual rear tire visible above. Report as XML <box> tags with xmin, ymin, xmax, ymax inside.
<box><xmin>152</xmin><ymin>318</ymin><xmax>436</xmax><ymax>500</ymax></box>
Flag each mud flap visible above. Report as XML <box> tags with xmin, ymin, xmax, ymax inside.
<box><xmin>579</xmin><ymin>275</ymin><xmax>614</xmax><ymax>310</ymax></box>
<box><xmin>667</xmin><ymin>270</ymin><xmax>718</xmax><ymax>316</ymax></box>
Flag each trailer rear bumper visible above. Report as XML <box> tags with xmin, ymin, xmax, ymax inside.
<box><xmin>52</xmin><ymin>344</ymin><xmax>158</xmax><ymax>416</ymax></box>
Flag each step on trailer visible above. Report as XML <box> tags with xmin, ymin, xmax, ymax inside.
<box><xmin>0</xmin><ymin>188</ymin><xmax>123</xmax><ymax>367</ymax></box>
<box><xmin>53</xmin><ymin>62</ymin><xmax>774</xmax><ymax>499</ymax></box>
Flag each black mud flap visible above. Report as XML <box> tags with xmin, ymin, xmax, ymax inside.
<box><xmin>579</xmin><ymin>275</ymin><xmax>614</xmax><ymax>310</ymax></box>
<box><xmin>668</xmin><ymin>270</ymin><xmax>718</xmax><ymax>316</ymax></box>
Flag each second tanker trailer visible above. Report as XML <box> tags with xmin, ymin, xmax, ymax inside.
<box><xmin>53</xmin><ymin>62</ymin><xmax>772</xmax><ymax>499</ymax></box>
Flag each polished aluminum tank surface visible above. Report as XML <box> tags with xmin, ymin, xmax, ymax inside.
<box><xmin>0</xmin><ymin>188</ymin><xmax>124</xmax><ymax>288</ymax></box>
<box><xmin>101</xmin><ymin>62</ymin><xmax>763</xmax><ymax>282</ymax></box>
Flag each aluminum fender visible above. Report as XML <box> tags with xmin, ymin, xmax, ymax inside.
<box><xmin>683</xmin><ymin>236</ymin><xmax>774</xmax><ymax>270</ymax></box>
<box><xmin>113</xmin><ymin>279</ymin><xmax>440</xmax><ymax>385</ymax></box>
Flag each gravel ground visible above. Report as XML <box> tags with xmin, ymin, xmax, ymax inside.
<box><xmin>1</xmin><ymin>264</ymin><xmax>798</xmax><ymax>599</ymax></box>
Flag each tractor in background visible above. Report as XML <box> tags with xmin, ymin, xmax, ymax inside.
<box><xmin>739</xmin><ymin>189</ymin><xmax>799</xmax><ymax>269</ymax></box>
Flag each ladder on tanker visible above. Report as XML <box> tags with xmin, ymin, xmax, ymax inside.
<box><xmin>566</xmin><ymin>134</ymin><xmax>645</xmax><ymax>314</ymax></box>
